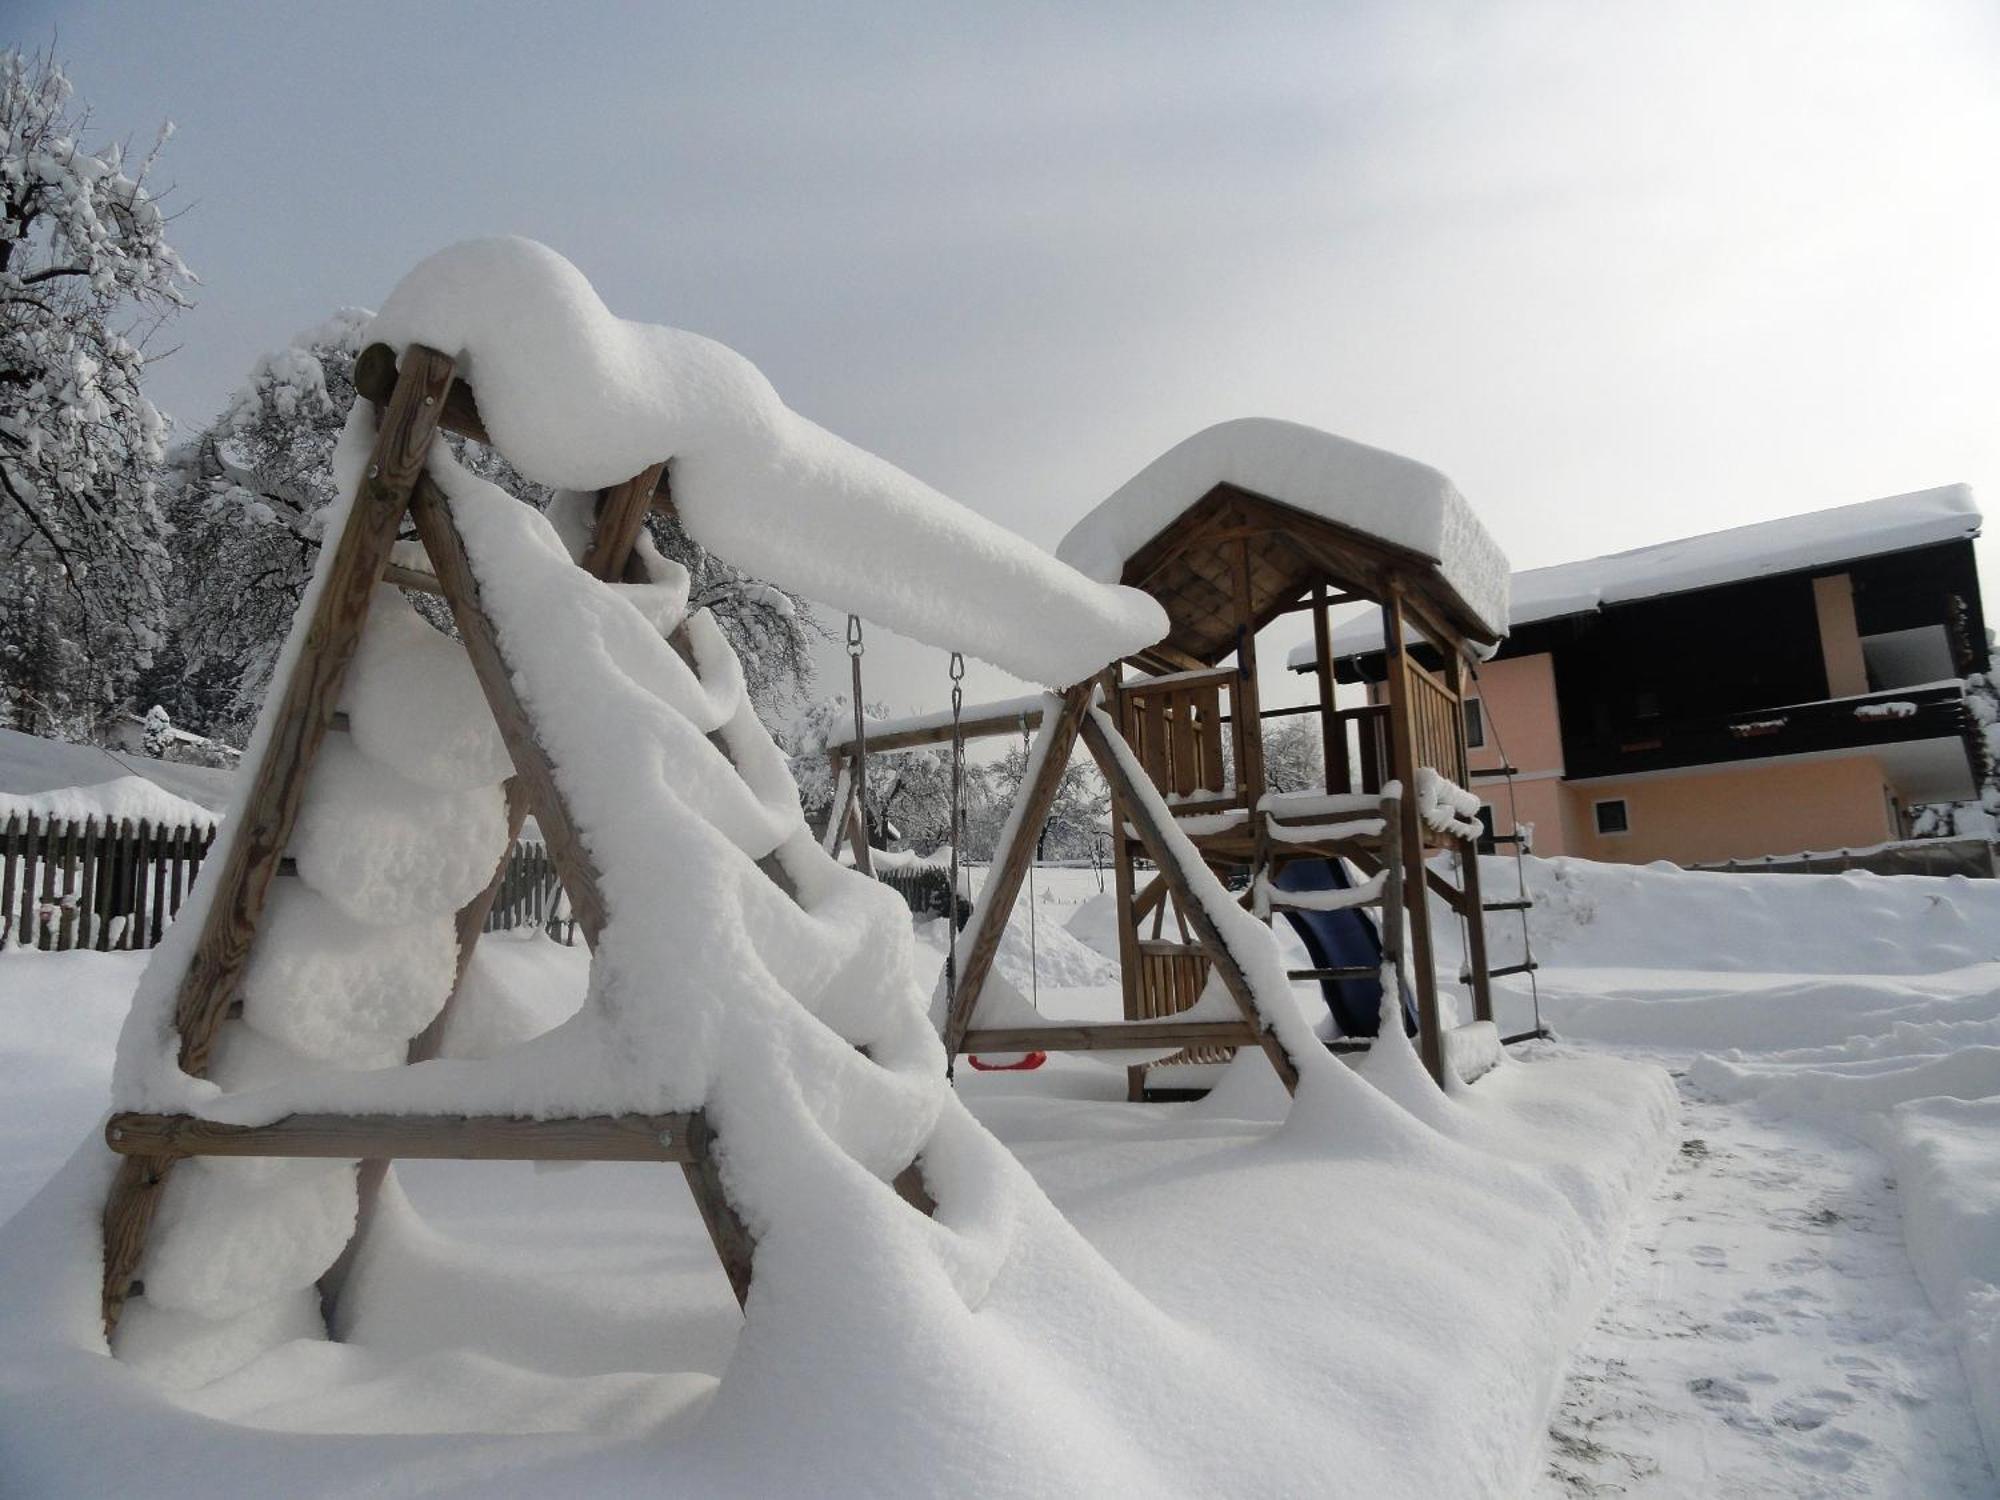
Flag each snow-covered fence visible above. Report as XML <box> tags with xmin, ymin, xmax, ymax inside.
<box><xmin>0</xmin><ymin>813</ymin><xmax>216</xmax><ymax>953</ymax></box>
<box><xmin>1691</xmin><ymin>835</ymin><xmax>1995</xmax><ymax>880</ymax></box>
<box><xmin>483</xmin><ymin>840</ymin><xmax>577</xmax><ymax>943</ymax></box>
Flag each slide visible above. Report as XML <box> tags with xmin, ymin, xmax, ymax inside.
<box><xmin>1272</xmin><ymin>858</ymin><xmax>1418</xmax><ymax>1038</ymax></box>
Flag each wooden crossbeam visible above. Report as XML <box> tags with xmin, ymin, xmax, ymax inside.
<box><xmin>960</xmin><ymin>1021</ymin><xmax>1256</xmax><ymax>1053</ymax></box>
<box><xmin>108</xmin><ymin>1111</ymin><xmax>697</xmax><ymax>1163</ymax></box>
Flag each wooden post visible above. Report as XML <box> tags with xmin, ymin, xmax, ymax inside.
<box><xmin>1314</xmin><ymin>581</ymin><xmax>1347</xmax><ymax>796</ymax></box>
<box><xmin>1105</xmin><ymin>667</ymin><xmax>1150</xmax><ymax>1101</ymax></box>
<box><xmin>1381</xmin><ymin>587</ymin><xmax>1446</xmax><ymax>1085</ymax></box>
<box><xmin>941</xmin><ymin>682</ymin><xmax>1095</xmax><ymax>1059</ymax></box>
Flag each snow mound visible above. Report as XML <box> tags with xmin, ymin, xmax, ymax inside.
<box><xmin>0</xmin><ymin>774</ymin><xmax>216</xmax><ymax>830</ymax></box>
<box><xmin>366</xmin><ymin>236</ymin><xmax>1166</xmax><ymax>688</ymax></box>
<box><xmin>1058</xmin><ymin>417</ymin><xmax>1509</xmax><ymax>642</ymax></box>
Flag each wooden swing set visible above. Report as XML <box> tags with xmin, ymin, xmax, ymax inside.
<box><xmin>824</xmin><ymin>463</ymin><xmax>1512</xmax><ymax>1092</ymax></box>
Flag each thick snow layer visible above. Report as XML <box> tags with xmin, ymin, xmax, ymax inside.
<box><xmin>1306</xmin><ymin>481</ymin><xmax>1980</xmax><ymax>662</ymax></box>
<box><xmin>341</xmin><ymin>588</ymin><xmax>514</xmax><ymax>791</ymax></box>
<box><xmin>290</xmin><ymin>736</ymin><xmax>509</xmax><ymax>925</ymax></box>
<box><xmin>366</xmin><ymin>237</ymin><xmax>1165</xmax><ymax>687</ymax></box>
<box><xmin>1452</xmin><ymin>853</ymin><xmax>2000</xmax><ymax>1478</ymax></box>
<box><xmin>0</xmin><ymin>938</ymin><xmax>1674</xmax><ymax>1498</ymax></box>
<box><xmin>135</xmin><ymin>1158</ymin><xmax>357</xmax><ymax>1318</ymax></box>
<box><xmin>238</xmin><ymin>886</ymin><xmax>457</xmax><ymax>1062</ymax></box>
<box><xmin>0</xmin><ymin>774</ymin><xmax>217</xmax><ymax>829</ymax></box>
<box><xmin>1058</xmin><ymin>417</ymin><xmax>1510</xmax><ymax>641</ymax></box>
<box><xmin>0</xmin><ymin>724</ymin><xmax>235</xmax><ymax>815</ymax></box>
<box><xmin>1875</xmin><ymin>1097</ymin><xmax>2000</xmax><ymax>1466</ymax></box>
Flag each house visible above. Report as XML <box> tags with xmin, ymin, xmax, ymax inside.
<box><xmin>1293</xmin><ymin>485</ymin><xmax>1989</xmax><ymax>865</ymax></box>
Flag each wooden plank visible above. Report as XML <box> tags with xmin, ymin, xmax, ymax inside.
<box><xmin>1170</xmin><ymin>692</ymin><xmax>1198</xmax><ymax>797</ymax></box>
<box><xmin>167</xmin><ymin>346</ymin><xmax>457</xmax><ymax>1077</ymax></box>
<box><xmin>76</xmin><ymin>816</ymin><xmax>99</xmax><ymax>951</ymax></box>
<box><xmin>107</xmin><ymin>1111</ymin><xmax>697</xmax><ymax>1163</ymax></box>
<box><xmin>1078</xmin><ymin>706</ymin><xmax>1301</xmax><ymax>1093</ymax></box>
<box><xmin>407</xmin><ymin>472</ymin><xmax>609</xmax><ymax>946</ymax></box>
<box><xmin>1194</xmin><ymin>685</ymin><xmax>1224</xmax><ymax>792</ymax></box>
<box><xmin>942</xmin><ymin>682</ymin><xmax>1095</xmax><ymax>1057</ymax></box>
<box><xmin>0</xmin><ymin>814</ymin><xmax>19</xmax><ymax>948</ymax></box>
<box><xmin>1381</xmin><ymin>588</ymin><xmax>1445</xmax><ymax>1085</ymax></box>
<box><xmin>1142</xmin><ymin>689</ymin><xmax>1169</xmax><ymax>789</ymax></box>
<box><xmin>961</xmin><ymin>1021</ymin><xmax>1256</xmax><ymax>1053</ymax></box>
<box><xmin>580</xmin><ymin>462</ymin><xmax>669</xmax><ymax>580</ymax></box>
<box><xmin>678</xmin><ymin>1112</ymin><xmax>755</xmax><ymax>1307</ymax></box>
<box><xmin>824</xmin><ymin>703</ymin><xmax>1043</xmax><ymax>757</ymax></box>
<box><xmin>148</xmin><ymin>819</ymin><xmax>170</xmax><ymax>946</ymax></box>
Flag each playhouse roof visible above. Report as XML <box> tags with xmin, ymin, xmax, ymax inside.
<box><xmin>1057</xmin><ymin>419</ymin><xmax>1510</xmax><ymax>661</ymax></box>
<box><xmin>1291</xmin><ymin>483</ymin><xmax>1981</xmax><ymax>667</ymax></box>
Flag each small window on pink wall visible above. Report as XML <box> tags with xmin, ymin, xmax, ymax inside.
<box><xmin>1464</xmin><ymin>697</ymin><xmax>1486</xmax><ymax>748</ymax></box>
<box><xmin>1593</xmin><ymin>798</ymin><xmax>1630</xmax><ymax>836</ymax></box>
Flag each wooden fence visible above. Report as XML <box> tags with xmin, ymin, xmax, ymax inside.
<box><xmin>1</xmin><ymin>817</ymin><xmax>576</xmax><ymax>954</ymax></box>
<box><xmin>1</xmin><ymin>813</ymin><xmax>217</xmax><ymax>953</ymax></box>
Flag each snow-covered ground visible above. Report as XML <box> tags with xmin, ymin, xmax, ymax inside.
<box><xmin>0</xmin><ymin>863</ymin><xmax>1676</xmax><ymax>1497</ymax></box>
<box><xmin>1438</xmin><ymin>855</ymin><xmax>2000</xmax><ymax>1493</ymax></box>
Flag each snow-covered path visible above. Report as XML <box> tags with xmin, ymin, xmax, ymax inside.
<box><xmin>1536</xmin><ymin>1055</ymin><xmax>1995</xmax><ymax>1498</ymax></box>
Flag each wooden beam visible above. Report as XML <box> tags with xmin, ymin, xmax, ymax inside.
<box><xmin>407</xmin><ymin>473</ymin><xmax>610</xmax><ymax>946</ymax></box>
<box><xmin>580</xmin><ymin>462</ymin><xmax>669</xmax><ymax>580</ymax></box>
<box><xmin>961</xmin><ymin>1021</ymin><xmax>1257</xmax><ymax>1053</ymax></box>
<box><xmin>1077</xmin><ymin>707</ymin><xmax>1301</xmax><ymax>1092</ymax></box>
<box><xmin>1382</xmin><ymin>587</ymin><xmax>1446</xmax><ymax>1085</ymax></box>
<box><xmin>827</xmin><ymin>703</ymin><xmax>1042</xmax><ymax>757</ymax></box>
<box><xmin>107</xmin><ymin>1111</ymin><xmax>696</xmax><ymax>1163</ymax></box>
<box><xmin>941</xmin><ymin>683</ymin><xmax>1095</xmax><ymax>1057</ymax></box>
<box><xmin>169</xmin><ymin>346</ymin><xmax>456</xmax><ymax>1078</ymax></box>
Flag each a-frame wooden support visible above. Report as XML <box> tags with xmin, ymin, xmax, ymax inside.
<box><xmin>101</xmin><ymin>345</ymin><xmax>907</xmax><ymax>1338</ymax></box>
<box><xmin>939</xmin><ymin>683</ymin><xmax>1305</xmax><ymax>1093</ymax></box>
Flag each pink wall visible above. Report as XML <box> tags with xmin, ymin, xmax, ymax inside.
<box><xmin>1563</xmin><ymin>753</ymin><xmax>1899</xmax><ymax>865</ymax></box>
<box><xmin>1464</xmin><ymin>652</ymin><xmax>1573</xmax><ymax>854</ymax></box>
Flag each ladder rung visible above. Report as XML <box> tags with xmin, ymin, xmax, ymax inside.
<box><xmin>1485</xmin><ymin>960</ymin><xmax>1540</xmax><ymax>979</ymax></box>
<box><xmin>1288</xmin><ymin>966</ymin><xmax>1379</xmax><ymax>982</ymax></box>
<box><xmin>1482</xmin><ymin>899</ymin><xmax>1533</xmax><ymax>912</ymax></box>
<box><xmin>1468</xmin><ymin>766</ymin><xmax>1519</xmax><ymax>779</ymax></box>
<box><xmin>1489</xmin><ymin>832</ymin><xmax>1527</xmax><ymax>845</ymax></box>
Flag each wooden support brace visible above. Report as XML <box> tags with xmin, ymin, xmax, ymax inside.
<box><xmin>941</xmin><ymin>682</ymin><xmax>1096</xmax><ymax>1057</ymax></box>
<box><xmin>1077</xmin><ymin>707</ymin><xmax>1302</xmax><ymax>1093</ymax></box>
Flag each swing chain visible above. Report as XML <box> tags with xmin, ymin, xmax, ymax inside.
<box><xmin>847</xmin><ymin>615</ymin><xmax>869</xmax><ymax>853</ymax></box>
<box><xmin>946</xmin><ymin>650</ymin><xmax>966</xmax><ymax>1081</ymax></box>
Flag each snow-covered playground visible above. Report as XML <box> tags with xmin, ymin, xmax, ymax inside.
<box><xmin>0</xmin><ymin>234</ymin><xmax>1994</xmax><ymax>1500</ymax></box>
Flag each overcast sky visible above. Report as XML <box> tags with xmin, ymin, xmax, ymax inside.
<box><xmin>22</xmin><ymin>0</ymin><xmax>2000</xmax><ymax>717</ymax></box>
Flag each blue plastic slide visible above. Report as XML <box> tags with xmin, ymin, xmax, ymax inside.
<box><xmin>1272</xmin><ymin>858</ymin><xmax>1417</xmax><ymax>1038</ymax></box>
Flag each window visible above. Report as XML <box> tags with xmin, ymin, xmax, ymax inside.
<box><xmin>1464</xmin><ymin>697</ymin><xmax>1486</xmax><ymax>748</ymax></box>
<box><xmin>1593</xmin><ymin>798</ymin><xmax>1630</xmax><ymax>836</ymax></box>
<box><xmin>1475</xmin><ymin>805</ymin><xmax>1497</xmax><ymax>854</ymax></box>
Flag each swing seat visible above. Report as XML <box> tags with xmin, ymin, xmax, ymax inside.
<box><xmin>968</xmin><ymin>1051</ymin><xmax>1047</xmax><ymax>1072</ymax></box>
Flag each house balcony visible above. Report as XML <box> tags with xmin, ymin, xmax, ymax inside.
<box><xmin>1565</xmin><ymin>681</ymin><xmax>1984</xmax><ymax>802</ymax></box>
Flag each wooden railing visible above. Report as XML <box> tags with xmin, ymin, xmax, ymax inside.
<box><xmin>1119</xmin><ymin>667</ymin><xmax>1239</xmax><ymax>804</ymax></box>
<box><xmin>1404</xmin><ymin>660</ymin><xmax>1466</xmax><ymax>786</ymax></box>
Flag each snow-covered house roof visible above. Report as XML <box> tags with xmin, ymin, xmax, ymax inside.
<box><xmin>366</xmin><ymin>237</ymin><xmax>1166</xmax><ymax>687</ymax></box>
<box><xmin>1057</xmin><ymin>418</ymin><xmax>1511</xmax><ymax>645</ymax></box>
<box><xmin>1292</xmin><ymin>484</ymin><xmax>1981</xmax><ymax>667</ymax></box>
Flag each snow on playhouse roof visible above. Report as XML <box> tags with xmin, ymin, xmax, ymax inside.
<box><xmin>365</xmin><ymin>238</ymin><xmax>1166</xmax><ymax>687</ymax></box>
<box><xmin>1056</xmin><ymin>418</ymin><xmax>1511</xmax><ymax>643</ymax></box>
<box><xmin>1292</xmin><ymin>483</ymin><xmax>1982</xmax><ymax>667</ymax></box>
